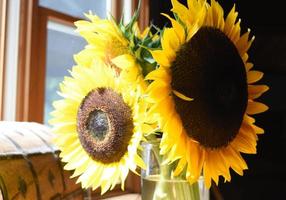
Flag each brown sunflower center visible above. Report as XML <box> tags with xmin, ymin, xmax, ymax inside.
<box><xmin>171</xmin><ymin>26</ymin><xmax>248</xmax><ymax>148</ymax></box>
<box><xmin>77</xmin><ymin>88</ymin><xmax>134</xmax><ymax>163</ymax></box>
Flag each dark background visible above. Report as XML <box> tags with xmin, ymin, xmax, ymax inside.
<box><xmin>149</xmin><ymin>0</ymin><xmax>286</xmax><ymax>199</ymax></box>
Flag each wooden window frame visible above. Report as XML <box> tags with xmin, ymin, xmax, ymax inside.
<box><xmin>17</xmin><ymin>0</ymin><xmax>39</xmax><ymax>122</ymax></box>
<box><xmin>16</xmin><ymin>0</ymin><xmax>149</xmax><ymax>197</ymax></box>
<box><xmin>132</xmin><ymin>0</ymin><xmax>150</xmax><ymax>31</ymax></box>
<box><xmin>17</xmin><ymin>0</ymin><xmax>82</xmax><ymax>122</ymax></box>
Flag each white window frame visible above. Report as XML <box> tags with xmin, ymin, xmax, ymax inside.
<box><xmin>2</xmin><ymin>0</ymin><xmax>20</xmax><ymax>121</ymax></box>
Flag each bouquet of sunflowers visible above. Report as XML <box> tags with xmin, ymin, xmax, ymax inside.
<box><xmin>50</xmin><ymin>0</ymin><xmax>268</xmax><ymax>199</ymax></box>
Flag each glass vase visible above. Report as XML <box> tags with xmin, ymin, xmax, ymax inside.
<box><xmin>141</xmin><ymin>140</ymin><xmax>209</xmax><ymax>200</ymax></box>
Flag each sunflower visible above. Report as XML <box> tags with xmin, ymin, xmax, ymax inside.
<box><xmin>74</xmin><ymin>13</ymin><xmax>130</xmax><ymax>67</ymax></box>
<box><xmin>73</xmin><ymin>12</ymin><xmax>160</xmax><ymax>88</ymax></box>
<box><xmin>146</xmin><ymin>0</ymin><xmax>269</xmax><ymax>188</ymax></box>
<box><xmin>50</xmin><ymin>60</ymin><xmax>148</xmax><ymax>194</ymax></box>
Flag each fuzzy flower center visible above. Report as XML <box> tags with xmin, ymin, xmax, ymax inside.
<box><xmin>171</xmin><ymin>26</ymin><xmax>248</xmax><ymax>148</ymax></box>
<box><xmin>77</xmin><ymin>88</ymin><xmax>134</xmax><ymax>163</ymax></box>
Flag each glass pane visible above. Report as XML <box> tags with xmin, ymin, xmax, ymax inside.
<box><xmin>39</xmin><ymin>0</ymin><xmax>107</xmax><ymax>19</ymax></box>
<box><xmin>44</xmin><ymin>21</ymin><xmax>86</xmax><ymax>125</ymax></box>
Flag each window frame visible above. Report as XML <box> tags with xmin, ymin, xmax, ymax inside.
<box><xmin>17</xmin><ymin>1</ymin><xmax>81</xmax><ymax>122</ymax></box>
<box><xmin>132</xmin><ymin>0</ymin><xmax>150</xmax><ymax>31</ymax></box>
<box><xmin>2</xmin><ymin>0</ymin><xmax>21</xmax><ymax>121</ymax></box>
<box><xmin>0</xmin><ymin>0</ymin><xmax>7</xmax><ymax>120</ymax></box>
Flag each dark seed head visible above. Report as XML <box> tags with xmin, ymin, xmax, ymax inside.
<box><xmin>171</xmin><ymin>26</ymin><xmax>248</xmax><ymax>148</ymax></box>
<box><xmin>77</xmin><ymin>87</ymin><xmax>134</xmax><ymax>163</ymax></box>
<box><xmin>87</xmin><ymin>110</ymin><xmax>109</xmax><ymax>141</ymax></box>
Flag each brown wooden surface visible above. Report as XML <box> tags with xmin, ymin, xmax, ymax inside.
<box><xmin>0</xmin><ymin>152</ymin><xmax>87</xmax><ymax>200</ymax></box>
<box><xmin>0</xmin><ymin>122</ymin><xmax>144</xmax><ymax>199</ymax></box>
<box><xmin>0</xmin><ymin>122</ymin><xmax>85</xmax><ymax>200</ymax></box>
<box><xmin>126</xmin><ymin>172</ymin><xmax>141</xmax><ymax>194</ymax></box>
<box><xmin>111</xmin><ymin>0</ymin><xmax>123</xmax><ymax>23</ymax></box>
<box><xmin>29</xmin><ymin>7</ymin><xmax>47</xmax><ymax>123</ymax></box>
<box><xmin>16</xmin><ymin>0</ymin><xmax>39</xmax><ymax>122</ymax></box>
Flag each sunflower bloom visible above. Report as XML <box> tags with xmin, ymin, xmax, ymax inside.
<box><xmin>146</xmin><ymin>0</ymin><xmax>269</xmax><ymax>188</ymax></box>
<box><xmin>50</xmin><ymin>60</ymin><xmax>149</xmax><ymax>194</ymax></box>
<box><xmin>74</xmin><ymin>13</ymin><xmax>129</xmax><ymax>67</ymax></box>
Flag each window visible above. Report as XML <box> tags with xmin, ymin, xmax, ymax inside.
<box><xmin>39</xmin><ymin>1</ymin><xmax>110</xmax><ymax>124</ymax></box>
<box><xmin>39</xmin><ymin>0</ymin><xmax>107</xmax><ymax>19</ymax></box>
<box><xmin>36</xmin><ymin>1</ymin><xmax>110</xmax><ymax>125</ymax></box>
<box><xmin>43</xmin><ymin>21</ymin><xmax>86</xmax><ymax>124</ymax></box>
<box><xmin>15</xmin><ymin>1</ymin><xmax>113</xmax><ymax>123</ymax></box>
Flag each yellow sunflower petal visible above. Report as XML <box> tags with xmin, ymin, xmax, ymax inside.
<box><xmin>151</xmin><ymin>50</ymin><xmax>171</xmax><ymax>67</ymax></box>
<box><xmin>91</xmin><ymin>165</ymin><xmax>104</xmax><ymax>190</ymax></box>
<box><xmin>245</xmin><ymin>62</ymin><xmax>254</xmax><ymax>71</ymax></box>
<box><xmin>247</xmin><ymin>101</ymin><xmax>269</xmax><ymax>115</ymax></box>
<box><xmin>75</xmin><ymin>13</ymin><xmax>130</xmax><ymax>65</ymax></box>
<box><xmin>236</xmin><ymin>29</ymin><xmax>254</xmax><ymax>56</ymax></box>
<box><xmin>187</xmin><ymin>140</ymin><xmax>205</xmax><ymax>180</ymax></box>
<box><xmin>52</xmin><ymin>123</ymin><xmax>76</xmax><ymax>135</ymax></box>
<box><xmin>204</xmin><ymin>151</ymin><xmax>222</xmax><ymax>185</ymax></box>
<box><xmin>251</xmin><ymin>124</ymin><xmax>265</xmax><ymax>134</ymax></box>
<box><xmin>134</xmin><ymin>153</ymin><xmax>146</xmax><ymax>170</ymax></box>
<box><xmin>247</xmin><ymin>70</ymin><xmax>264</xmax><ymax>84</ymax></box>
<box><xmin>248</xmin><ymin>85</ymin><xmax>269</xmax><ymax>99</ymax></box>
<box><xmin>111</xmin><ymin>54</ymin><xmax>135</xmax><ymax>70</ymax></box>
<box><xmin>161</xmin><ymin>13</ymin><xmax>186</xmax><ymax>45</ymax></box>
<box><xmin>224</xmin><ymin>146</ymin><xmax>248</xmax><ymax>176</ymax></box>
<box><xmin>141</xmin><ymin>123</ymin><xmax>156</xmax><ymax>135</ymax></box>
<box><xmin>203</xmin><ymin>156</ymin><xmax>213</xmax><ymax>188</ymax></box>
<box><xmin>228</xmin><ymin>18</ymin><xmax>241</xmax><ymax>43</ymax></box>
<box><xmin>217</xmin><ymin>150</ymin><xmax>231</xmax><ymax>182</ymax></box>
<box><xmin>145</xmin><ymin>67</ymin><xmax>171</xmax><ymax>83</ymax></box>
<box><xmin>164</xmin><ymin>113</ymin><xmax>183</xmax><ymax>141</ymax></box>
<box><xmin>231</xmin><ymin>130</ymin><xmax>257</xmax><ymax>154</ymax></box>
<box><xmin>162</xmin><ymin>28</ymin><xmax>181</xmax><ymax>55</ymax></box>
<box><xmin>224</xmin><ymin>5</ymin><xmax>238</xmax><ymax>35</ymax></box>
<box><xmin>173</xmin><ymin>90</ymin><xmax>193</xmax><ymax>101</ymax></box>
<box><xmin>147</xmin><ymin>80</ymin><xmax>170</xmax><ymax>102</ymax></box>
<box><xmin>173</xmin><ymin>157</ymin><xmax>187</xmax><ymax>176</ymax></box>
<box><xmin>149</xmin><ymin>96</ymin><xmax>174</xmax><ymax>126</ymax></box>
<box><xmin>77</xmin><ymin>162</ymin><xmax>99</xmax><ymax>187</ymax></box>
<box><xmin>171</xmin><ymin>0</ymin><xmax>192</xmax><ymax>24</ymax></box>
<box><xmin>64</xmin><ymin>152</ymin><xmax>89</xmax><ymax>170</ymax></box>
<box><xmin>60</xmin><ymin>146</ymin><xmax>82</xmax><ymax>162</ymax></box>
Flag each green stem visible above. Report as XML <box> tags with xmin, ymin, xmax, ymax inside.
<box><xmin>155</xmin><ymin>151</ymin><xmax>200</xmax><ymax>199</ymax></box>
<box><xmin>144</xmin><ymin>137</ymin><xmax>201</xmax><ymax>200</ymax></box>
